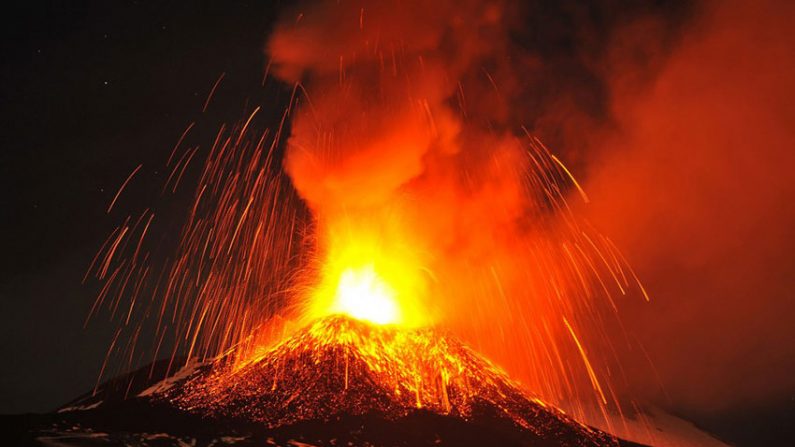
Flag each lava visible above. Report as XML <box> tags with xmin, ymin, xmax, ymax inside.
<box><xmin>85</xmin><ymin>0</ymin><xmax>651</xmax><ymax>433</ymax></box>
<box><xmin>326</xmin><ymin>265</ymin><xmax>402</xmax><ymax>325</ymax></box>
<box><xmin>166</xmin><ymin>315</ymin><xmax>619</xmax><ymax>446</ymax></box>
<box><xmin>303</xmin><ymin>220</ymin><xmax>430</xmax><ymax>328</ymax></box>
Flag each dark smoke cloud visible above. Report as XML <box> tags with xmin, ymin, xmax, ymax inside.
<box><xmin>581</xmin><ymin>0</ymin><xmax>795</xmax><ymax>413</ymax></box>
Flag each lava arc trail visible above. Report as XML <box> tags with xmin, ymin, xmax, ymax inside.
<box><xmin>84</xmin><ymin>0</ymin><xmax>651</xmax><ymax>433</ymax></box>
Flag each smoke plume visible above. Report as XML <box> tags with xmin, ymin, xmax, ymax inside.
<box><xmin>265</xmin><ymin>0</ymin><xmax>794</xmax><ymax>421</ymax></box>
<box><xmin>266</xmin><ymin>0</ymin><xmax>637</xmax><ymax>412</ymax></box>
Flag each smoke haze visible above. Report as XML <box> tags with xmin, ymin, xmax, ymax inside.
<box><xmin>266</xmin><ymin>0</ymin><xmax>795</xmax><ymax>419</ymax></box>
<box><xmin>583</xmin><ymin>0</ymin><xmax>795</xmax><ymax>412</ymax></box>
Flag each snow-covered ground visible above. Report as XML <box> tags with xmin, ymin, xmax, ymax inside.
<box><xmin>582</xmin><ymin>405</ymin><xmax>728</xmax><ymax>447</ymax></box>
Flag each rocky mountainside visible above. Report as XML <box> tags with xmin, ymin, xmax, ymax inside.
<box><xmin>6</xmin><ymin>316</ymin><xmax>645</xmax><ymax>446</ymax></box>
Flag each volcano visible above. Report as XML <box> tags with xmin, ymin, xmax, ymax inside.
<box><xmin>9</xmin><ymin>316</ymin><xmax>645</xmax><ymax>446</ymax></box>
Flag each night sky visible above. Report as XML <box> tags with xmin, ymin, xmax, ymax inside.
<box><xmin>1</xmin><ymin>1</ymin><xmax>794</xmax><ymax>445</ymax></box>
<box><xmin>0</xmin><ymin>0</ymin><xmax>286</xmax><ymax>413</ymax></box>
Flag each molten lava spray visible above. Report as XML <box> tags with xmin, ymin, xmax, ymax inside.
<box><xmin>84</xmin><ymin>0</ymin><xmax>656</xmax><ymax>431</ymax></box>
<box><xmin>266</xmin><ymin>0</ymin><xmax>646</xmax><ymax>422</ymax></box>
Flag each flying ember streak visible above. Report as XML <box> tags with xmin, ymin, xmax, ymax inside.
<box><xmin>85</xmin><ymin>0</ymin><xmax>651</xmax><ymax>432</ymax></box>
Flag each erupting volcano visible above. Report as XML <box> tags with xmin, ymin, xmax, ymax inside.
<box><xmin>171</xmin><ymin>316</ymin><xmax>604</xmax><ymax>436</ymax></box>
<box><xmin>39</xmin><ymin>314</ymin><xmax>644</xmax><ymax>446</ymax></box>
<box><xmin>10</xmin><ymin>0</ymin><xmax>731</xmax><ymax>446</ymax></box>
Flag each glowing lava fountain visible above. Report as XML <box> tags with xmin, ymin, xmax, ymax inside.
<box><xmin>85</xmin><ymin>0</ymin><xmax>652</xmax><ymax>434</ymax></box>
<box><xmin>303</xmin><ymin>223</ymin><xmax>431</xmax><ymax>328</ymax></box>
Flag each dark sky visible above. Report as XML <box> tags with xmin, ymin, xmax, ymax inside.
<box><xmin>1</xmin><ymin>1</ymin><xmax>793</xmax><ymax>445</ymax></box>
<box><xmin>0</xmin><ymin>0</ymin><xmax>286</xmax><ymax>414</ymax></box>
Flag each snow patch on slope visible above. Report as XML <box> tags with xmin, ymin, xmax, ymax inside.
<box><xmin>138</xmin><ymin>359</ymin><xmax>205</xmax><ymax>397</ymax></box>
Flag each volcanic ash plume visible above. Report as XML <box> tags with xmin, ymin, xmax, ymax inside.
<box><xmin>267</xmin><ymin>0</ymin><xmax>645</xmax><ymax>415</ymax></box>
<box><xmin>269</xmin><ymin>0</ymin><xmax>531</xmax><ymax>325</ymax></box>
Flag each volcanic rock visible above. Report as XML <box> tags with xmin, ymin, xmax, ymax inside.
<box><xmin>8</xmin><ymin>316</ymin><xmax>646</xmax><ymax>446</ymax></box>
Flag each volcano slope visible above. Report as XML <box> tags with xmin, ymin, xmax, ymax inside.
<box><xmin>7</xmin><ymin>316</ymin><xmax>645</xmax><ymax>446</ymax></box>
